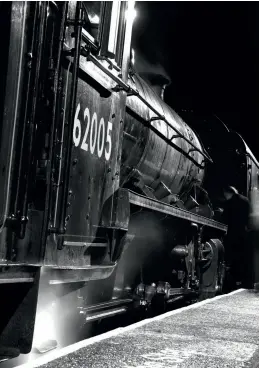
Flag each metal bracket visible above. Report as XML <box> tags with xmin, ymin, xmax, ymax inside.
<box><xmin>170</xmin><ymin>134</ymin><xmax>181</xmax><ymax>141</ymax></box>
<box><xmin>150</xmin><ymin>116</ymin><xmax>165</xmax><ymax>122</ymax></box>
<box><xmin>6</xmin><ymin>214</ymin><xmax>29</xmax><ymax>239</ymax></box>
<box><xmin>127</xmin><ymin>88</ymin><xmax>139</xmax><ymax>97</ymax></box>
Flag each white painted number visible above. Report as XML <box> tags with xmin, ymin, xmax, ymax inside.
<box><xmin>90</xmin><ymin>112</ymin><xmax>98</xmax><ymax>154</ymax></box>
<box><xmin>97</xmin><ymin>118</ymin><xmax>105</xmax><ymax>158</ymax></box>
<box><xmin>105</xmin><ymin>121</ymin><xmax>113</xmax><ymax>161</ymax></box>
<box><xmin>73</xmin><ymin>104</ymin><xmax>81</xmax><ymax>147</ymax></box>
<box><xmin>73</xmin><ymin>104</ymin><xmax>113</xmax><ymax>161</ymax></box>
<box><xmin>81</xmin><ymin>107</ymin><xmax>90</xmax><ymax>151</ymax></box>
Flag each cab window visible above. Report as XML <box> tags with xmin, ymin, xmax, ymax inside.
<box><xmin>82</xmin><ymin>1</ymin><xmax>103</xmax><ymax>45</ymax></box>
<box><xmin>82</xmin><ymin>1</ymin><xmax>127</xmax><ymax>67</ymax></box>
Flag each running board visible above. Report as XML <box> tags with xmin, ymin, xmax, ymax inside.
<box><xmin>124</xmin><ymin>189</ymin><xmax>227</xmax><ymax>232</ymax></box>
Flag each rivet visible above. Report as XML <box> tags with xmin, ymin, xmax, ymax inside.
<box><xmin>73</xmin><ymin>158</ymin><xmax>78</xmax><ymax>165</ymax></box>
<box><xmin>86</xmin><ymin>214</ymin><xmax>89</xmax><ymax>220</ymax></box>
<box><xmin>107</xmin><ymin>167</ymin><xmax>111</xmax><ymax>173</ymax></box>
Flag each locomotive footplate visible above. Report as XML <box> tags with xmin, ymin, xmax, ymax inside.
<box><xmin>123</xmin><ymin>189</ymin><xmax>227</xmax><ymax>232</ymax></box>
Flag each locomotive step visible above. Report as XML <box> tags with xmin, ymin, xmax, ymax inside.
<box><xmin>79</xmin><ymin>298</ymin><xmax>133</xmax><ymax>313</ymax></box>
<box><xmin>85</xmin><ymin>306</ymin><xmax>129</xmax><ymax>323</ymax></box>
<box><xmin>63</xmin><ymin>241</ymin><xmax>108</xmax><ymax>248</ymax></box>
<box><xmin>78</xmin><ymin>298</ymin><xmax>133</xmax><ymax>323</ymax></box>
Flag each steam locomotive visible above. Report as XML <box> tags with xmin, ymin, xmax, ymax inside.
<box><xmin>0</xmin><ymin>0</ymin><xmax>259</xmax><ymax>361</ymax></box>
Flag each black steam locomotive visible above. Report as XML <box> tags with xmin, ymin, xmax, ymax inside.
<box><xmin>0</xmin><ymin>1</ymin><xmax>258</xmax><ymax>361</ymax></box>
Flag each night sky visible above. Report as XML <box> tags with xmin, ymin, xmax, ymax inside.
<box><xmin>132</xmin><ymin>1</ymin><xmax>259</xmax><ymax>158</ymax></box>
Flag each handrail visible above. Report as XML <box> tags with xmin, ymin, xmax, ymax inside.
<box><xmin>83</xmin><ymin>50</ymin><xmax>213</xmax><ymax>165</ymax></box>
<box><xmin>245</xmin><ymin>152</ymin><xmax>259</xmax><ymax>169</ymax></box>
<box><xmin>135</xmin><ymin>92</ymin><xmax>213</xmax><ymax>163</ymax></box>
<box><xmin>58</xmin><ymin>2</ymin><xmax>84</xmax><ymax>235</ymax></box>
<box><xmin>126</xmin><ymin>107</ymin><xmax>206</xmax><ymax>170</ymax></box>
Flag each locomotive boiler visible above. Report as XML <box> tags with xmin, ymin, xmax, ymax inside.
<box><xmin>0</xmin><ymin>0</ymin><xmax>258</xmax><ymax>362</ymax></box>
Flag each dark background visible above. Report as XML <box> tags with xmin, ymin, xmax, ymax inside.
<box><xmin>132</xmin><ymin>1</ymin><xmax>259</xmax><ymax>157</ymax></box>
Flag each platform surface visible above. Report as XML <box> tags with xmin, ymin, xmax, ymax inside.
<box><xmin>16</xmin><ymin>289</ymin><xmax>259</xmax><ymax>368</ymax></box>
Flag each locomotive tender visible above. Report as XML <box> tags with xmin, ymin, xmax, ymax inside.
<box><xmin>0</xmin><ymin>0</ymin><xmax>259</xmax><ymax>361</ymax></box>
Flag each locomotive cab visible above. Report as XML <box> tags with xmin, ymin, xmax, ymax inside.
<box><xmin>0</xmin><ymin>0</ymin><xmax>136</xmax><ymax>359</ymax></box>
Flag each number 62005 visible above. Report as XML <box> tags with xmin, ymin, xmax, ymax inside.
<box><xmin>73</xmin><ymin>103</ymin><xmax>113</xmax><ymax>161</ymax></box>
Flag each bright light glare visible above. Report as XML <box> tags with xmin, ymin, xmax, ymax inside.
<box><xmin>131</xmin><ymin>48</ymin><xmax>135</xmax><ymax>65</ymax></box>
<box><xmin>33</xmin><ymin>309</ymin><xmax>56</xmax><ymax>350</ymax></box>
<box><xmin>125</xmin><ymin>7</ymin><xmax>137</xmax><ymax>23</ymax></box>
<box><xmin>89</xmin><ymin>14</ymin><xmax>100</xmax><ymax>24</ymax></box>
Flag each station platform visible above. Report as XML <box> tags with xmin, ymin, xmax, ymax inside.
<box><xmin>16</xmin><ymin>289</ymin><xmax>259</xmax><ymax>368</ymax></box>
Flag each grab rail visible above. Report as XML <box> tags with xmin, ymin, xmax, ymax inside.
<box><xmin>83</xmin><ymin>51</ymin><xmax>213</xmax><ymax>167</ymax></box>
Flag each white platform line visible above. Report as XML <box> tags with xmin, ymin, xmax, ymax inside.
<box><xmin>14</xmin><ymin>289</ymin><xmax>245</xmax><ymax>368</ymax></box>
